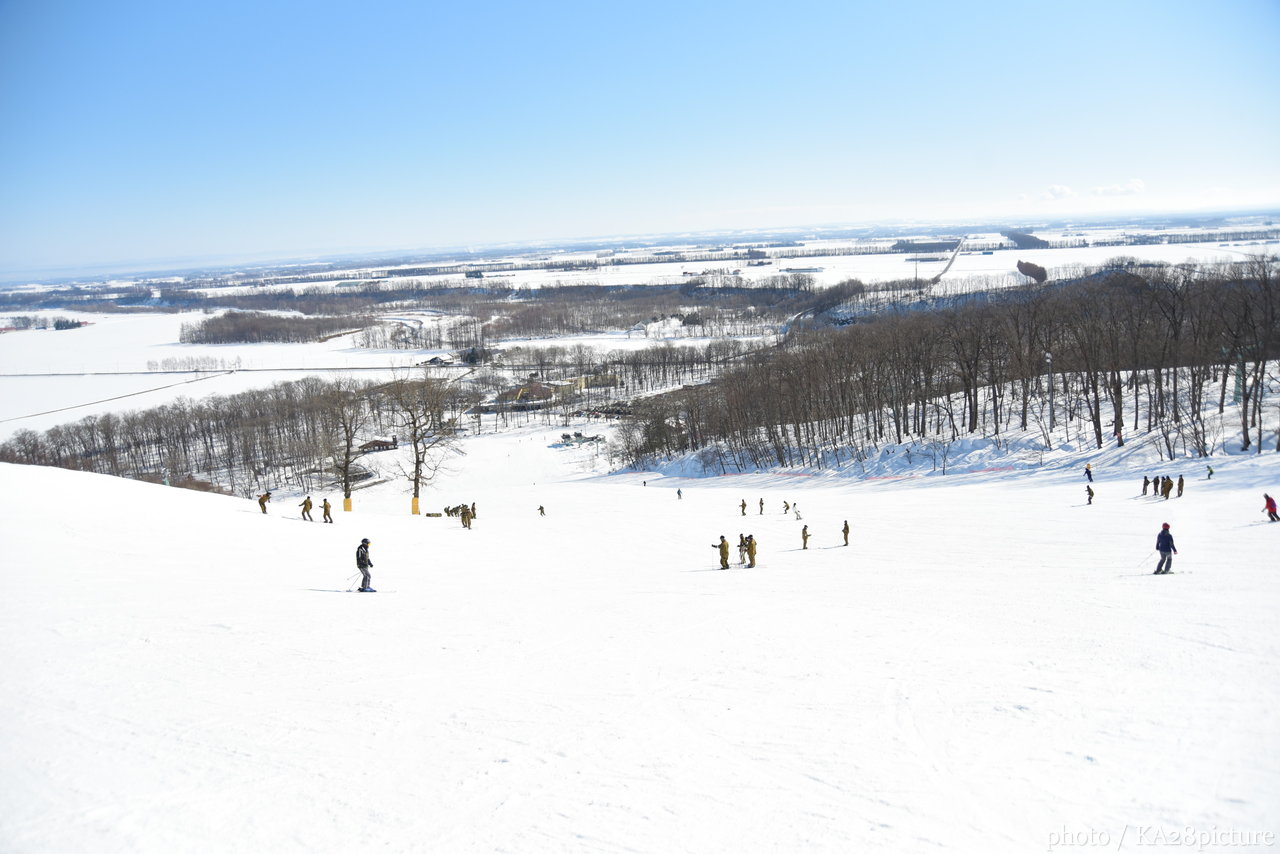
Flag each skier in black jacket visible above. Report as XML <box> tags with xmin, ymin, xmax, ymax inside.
<box><xmin>1154</xmin><ymin>523</ymin><xmax>1177</xmax><ymax>574</ymax></box>
<box><xmin>356</xmin><ymin>538</ymin><xmax>374</xmax><ymax>591</ymax></box>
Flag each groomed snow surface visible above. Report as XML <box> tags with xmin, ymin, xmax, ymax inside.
<box><xmin>2</xmin><ymin>425</ymin><xmax>1277</xmax><ymax>853</ymax></box>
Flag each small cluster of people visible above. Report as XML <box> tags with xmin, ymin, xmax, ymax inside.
<box><xmin>297</xmin><ymin>495</ymin><xmax>334</xmax><ymax>522</ymax></box>
<box><xmin>442</xmin><ymin>501</ymin><xmax>478</xmax><ymax>527</ymax></box>
<box><xmin>713</xmin><ymin>534</ymin><xmax>757</xmax><ymax>569</ymax></box>
<box><xmin>445</xmin><ymin>502</ymin><xmax>477</xmax><ymax>528</ymax></box>
<box><xmin>257</xmin><ymin>491</ymin><xmax>334</xmax><ymax>522</ymax></box>
<box><xmin>1141</xmin><ymin>475</ymin><xmax>1183</xmax><ymax>499</ymax></box>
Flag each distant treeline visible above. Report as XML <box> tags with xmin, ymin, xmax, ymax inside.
<box><xmin>0</xmin><ymin>338</ymin><xmax>749</xmax><ymax>494</ymax></box>
<box><xmin>154</xmin><ymin>276</ymin><xmax>854</xmax><ymax>344</ymax></box>
<box><xmin>179</xmin><ymin>311</ymin><xmax>368</xmax><ymax>344</ymax></box>
<box><xmin>0</xmin><ymin>376</ymin><xmax>473</xmax><ymax>500</ymax></box>
<box><xmin>615</xmin><ymin>258</ymin><xmax>1279</xmax><ymax>470</ymax></box>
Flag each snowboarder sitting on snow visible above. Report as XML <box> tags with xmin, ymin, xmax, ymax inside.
<box><xmin>713</xmin><ymin>535</ymin><xmax>730</xmax><ymax>569</ymax></box>
<box><xmin>356</xmin><ymin>538</ymin><xmax>374</xmax><ymax>591</ymax></box>
<box><xmin>1265</xmin><ymin>493</ymin><xmax>1278</xmax><ymax>522</ymax></box>
<box><xmin>1154</xmin><ymin>523</ymin><xmax>1177</xmax><ymax>574</ymax></box>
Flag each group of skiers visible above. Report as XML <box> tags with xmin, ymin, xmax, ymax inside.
<box><xmin>1141</xmin><ymin>475</ymin><xmax>1184</xmax><ymax>500</ymax></box>
<box><xmin>714</xmin><ymin>498</ymin><xmax>853</xmax><ymax>568</ymax></box>
<box><xmin>254</xmin><ymin>466</ymin><xmax>1275</xmax><ymax>588</ymax></box>
<box><xmin>1082</xmin><ymin>467</ymin><xmax>1193</xmax><ymax>505</ymax></box>
<box><xmin>257</xmin><ymin>491</ymin><xmax>334</xmax><ymax>522</ymax></box>
<box><xmin>445</xmin><ymin>502</ymin><xmax>477</xmax><ymax>528</ymax></box>
<box><xmin>711</xmin><ymin>535</ymin><xmax>757</xmax><ymax>568</ymax></box>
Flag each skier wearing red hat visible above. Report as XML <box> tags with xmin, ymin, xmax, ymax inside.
<box><xmin>1154</xmin><ymin>523</ymin><xmax>1177</xmax><ymax>574</ymax></box>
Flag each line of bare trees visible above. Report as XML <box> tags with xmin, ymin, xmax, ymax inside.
<box><xmin>0</xmin><ymin>373</ymin><xmax>474</xmax><ymax>501</ymax></box>
<box><xmin>617</xmin><ymin>259</ymin><xmax>1279</xmax><ymax>470</ymax></box>
<box><xmin>179</xmin><ymin>311</ymin><xmax>369</xmax><ymax>344</ymax></box>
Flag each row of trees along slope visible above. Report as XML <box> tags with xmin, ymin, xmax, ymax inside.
<box><xmin>616</xmin><ymin>258</ymin><xmax>1278</xmax><ymax>470</ymax></box>
<box><xmin>0</xmin><ymin>338</ymin><xmax>757</xmax><ymax>497</ymax></box>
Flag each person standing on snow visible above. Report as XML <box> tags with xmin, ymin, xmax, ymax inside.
<box><xmin>740</xmin><ymin>499</ymin><xmax>747</xmax><ymax>516</ymax></box>
<box><xmin>713</xmin><ymin>535</ymin><xmax>730</xmax><ymax>569</ymax></box>
<box><xmin>1265</xmin><ymin>493</ymin><xmax>1278</xmax><ymax>522</ymax></box>
<box><xmin>356</xmin><ymin>538</ymin><xmax>374</xmax><ymax>591</ymax></box>
<box><xmin>1142</xmin><ymin>476</ymin><xmax>1150</xmax><ymax>496</ymax></box>
<box><xmin>1154</xmin><ymin>523</ymin><xmax>1177</xmax><ymax>574</ymax></box>
<box><xmin>842</xmin><ymin>520</ymin><xmax>850</xmax><ymax>546</ymax></box>
<box><xmin>1084</xmin><ymin>463</ymin><xmax>1093</xmax><ymax>483</ymax></box>
<box><xmin>322</xmin><ymin>498</ymin><xmax>333</xmax><ymax>523</ymax></box>
<box><xmin>759</xmin><ymin>498</ymin><xmax>764</xmax><ymax>515</ymax></box>
<box><xmin>1206</xmin><ymin>466</ymin><xmax>1214</xmax><ymax>480</ymax></box>
<box><xmin>1086</xmin><ymin>484</ymin><xmax>1094</xmax><ymax>505</ymax></box>
<box><xmin>801</xmin><ymin>525</ymin><xmax>810</xmax><ymax>549</ymax></box>
<box><xmin>258</xmin><ymin>491</ymin><xmax>271</xmax><ymax>514</ymax></box>
<box><xmin>737</xmin><ymin>534</ymin><xmax>748</xmax><ymax>565</ymax></box>
<box><xmin>745</xmin><ymin>535</ymin><xmax>757</xmax><ymax>568</ymax></box>
<box><xmin>299</xmin><ymin>496</ymin><xmax>313</xmax><ymax>521</ymax></box>
<box><xmin>1176</xmin><ymin>476</ymin><xmax>1185</xmax><ymax>498</ymax></box>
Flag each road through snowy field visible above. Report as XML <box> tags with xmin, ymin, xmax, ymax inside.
<box><xmin>1</xmin><ymin>425</ymin><xmax>1277</xmax><ymax>853</ymax></box>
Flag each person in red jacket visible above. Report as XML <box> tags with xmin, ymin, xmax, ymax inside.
<box><xmin>1265</xmin><ymin>493</ymin><xmax>1278</xmax><ymax>522</ymax></box>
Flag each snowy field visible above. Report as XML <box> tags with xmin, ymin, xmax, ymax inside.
<box><xmin>0</xmin><ymin>312</ymin><xmax>721</xmax><ymax>440</ymax></box>
<box><xmin>1</xmin><ymin>419</ymin><xmax>1278</xmax><ymax>853</ymax></box>
<box><xmin>181</xmin><ymin>232</ymin><xmax>1280</xmax><ymax>295</ymax></box>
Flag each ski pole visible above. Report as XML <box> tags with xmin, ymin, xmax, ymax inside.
<box><xmin>1134</xmin><ymin>550</ymin><xmax>1156</xmax><ymax>569</ymax></box>
<box><xmin>346</xmin><ymin>572</ymin><xmax>360</xmax><ymax>591</ymax></box>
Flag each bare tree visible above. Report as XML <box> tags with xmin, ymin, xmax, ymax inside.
<box><xmin>381</xmin><ymin>371</ymin><xmax>463</xmax><ymax>513</ymax></box>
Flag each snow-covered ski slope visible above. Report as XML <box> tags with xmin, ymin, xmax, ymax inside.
<box><xmin>2</xmin><ymin>422</ymin><xmax>1277</xmax><ymax>853</ymax></box>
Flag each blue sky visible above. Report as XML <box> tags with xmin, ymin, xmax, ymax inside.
<box><xmin>1</xmin><ymin>0</ymin><xmax>1277</xmax><ymax>277</ymax></box>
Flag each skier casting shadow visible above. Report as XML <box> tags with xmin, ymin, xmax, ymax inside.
<box><xmin>356</xmin><ymin>538</ymin><xmax>375</xmax><ymax>591</ymax></box>
<box><xmin>1154</xmin><ymin>523</ymin><xmax>1177</xmax><ymax>574</ymax></box>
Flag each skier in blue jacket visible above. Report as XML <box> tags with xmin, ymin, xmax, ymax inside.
<box><xmin>1154</xmin><ymin>523</ymin><xmax>1177</xmax><ymax>574</ymax></box>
